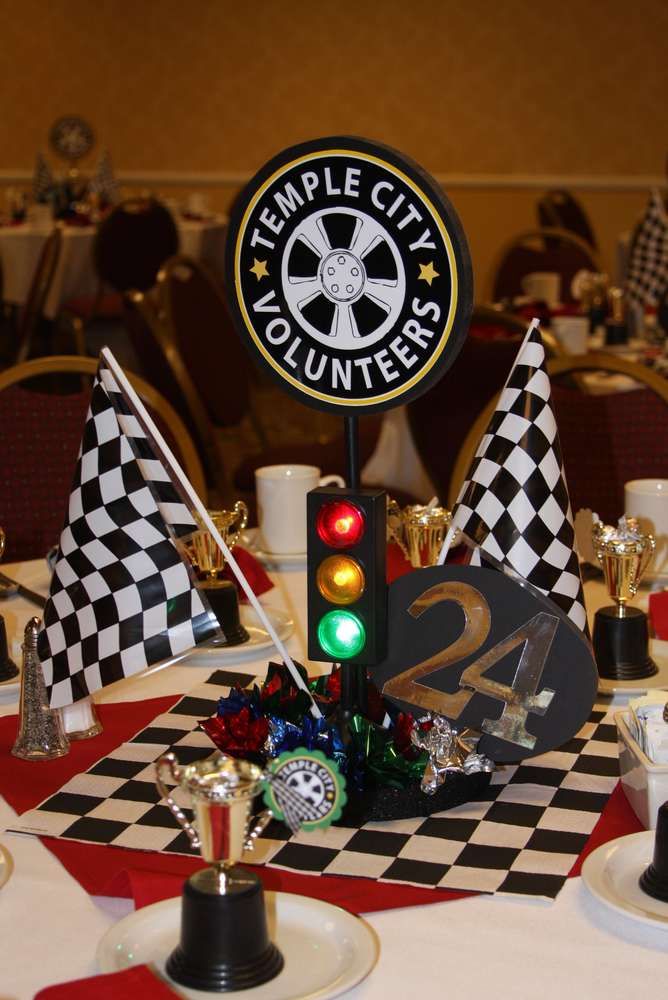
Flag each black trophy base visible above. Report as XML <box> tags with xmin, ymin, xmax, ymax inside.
<box><xmin>167</xmin><ymin>866</ymin><xmax>283</xmax><ymax>992</ymax></box>
<box><xmin>203</xmin><ymin>581</ymin><xmax>250</xmax><ymax>647</ymax></box>
<box><xmin>639</xmin><ymin>801</ymin><xmax>668</xmax><ymax>903</ymax></box>
<box><xmin>0</xmin><ymin>657</ymin><xmax>18</xmax><ymax>681</ymax></box>
<box><xmin>592</xmin><ymin>605</ymin><xmax>657</xmax><ymax>681</ymax></box>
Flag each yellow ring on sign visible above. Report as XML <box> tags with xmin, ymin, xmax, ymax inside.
<box><xmin>233</xmin><ymin>148</ymin><xmax>459</xmax><ymax>408</ymax></box>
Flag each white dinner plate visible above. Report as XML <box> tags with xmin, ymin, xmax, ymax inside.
<box><xmin>183</xmin><ymin>605</ymin><xmax>293</xmax><ymax>665</ymax></box>
<box><xmin>582</xmin><ymin>831</ymin><xmax>668</xmax><ymax>928</ymax></box>
<box><xmin>242</xmin><ymin>530</ymin><xmax>306</xmax><ymax>572</ymax></box>
<box><xmin>97</xmin><ymin>891</ymin><xmax>379</xmax><ymax>999</ymax></box>
<box><xmin>597</xmin><ymin>640</ymin><xmax>668</xmax><ymax>696</ymax></box>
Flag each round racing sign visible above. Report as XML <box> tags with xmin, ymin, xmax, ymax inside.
<box><xmin>225</xmin><ymin>137</ymin><xmax>472</xmax><ymax>413</ymax></box>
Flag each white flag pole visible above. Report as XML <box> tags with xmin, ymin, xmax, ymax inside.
<box><xmin>101</xmin><ymin>348</ymin><xmax>323</xmax><ymax>719</ymax></box>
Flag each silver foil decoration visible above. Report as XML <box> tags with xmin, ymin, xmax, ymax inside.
<box><xmin>410</xmin><ymin>712</ymin><xmax>494</xmax><ymax>795</ymax></box>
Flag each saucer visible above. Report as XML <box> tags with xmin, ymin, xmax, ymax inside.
<box><xmin>597</xmin><ymin>640</ymin><xmax>668</xmax><ymax>696</ymax></box>
<box><xmin>0</xmin><ymin>844</ymin><xmax>14</xmax><ymax>890</ymax></box>
<box><xmin>582</xmin><ymin>831</ymin><xmax>668</xmax><ymax>928</ymax></box>
<box><xmin>97</xmin><ymin>891</ymin><xmax>379</xmax><ymax>999</ymax></box>
<box><xmin>242</xmin><ymin>530</ymin><xmax>306</xmax><ymax>572</ymax></box>
<box><xmin>184</xmin><ymin>605</ymin><xmax>293</xmax><ymax>665</ymax></box>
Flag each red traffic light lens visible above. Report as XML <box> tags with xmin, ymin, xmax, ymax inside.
<box><xmin>316</xmin><ymin>500</ymin><xmax>365</xmax><ymax>549</ymax></box>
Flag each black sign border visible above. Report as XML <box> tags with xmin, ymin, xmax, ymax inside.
<box><xmin>224</xmin><ymin>135</ymin><xmax>473</xmax><ymax>415</ymax></box>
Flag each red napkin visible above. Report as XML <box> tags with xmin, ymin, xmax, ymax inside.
<box><xmin>220</xmin><ymin>545</ymin><xmax>273</xmax><ymax>601</ymax></box>
<box><xmin>649</xmin><ymin>590</ymin><xmax>668</xmax><ymax>640</ymax></box>
<box><xmin>34</xmin><ymin>965</ymin><xmax>178</xmax><ymax>998</ymax></box>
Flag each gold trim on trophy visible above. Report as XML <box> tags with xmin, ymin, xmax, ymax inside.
<box><xmin>387</xmin><ymin>499</ymin><xmax>452</xmax><ymax>568</ymax></box>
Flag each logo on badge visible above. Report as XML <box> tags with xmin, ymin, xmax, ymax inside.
<box><xmin>226</xmin><ymin>137</ymin><xmax>472</xmax><ymax>414</ymax></box>
<box><xmin>263</xmin><ymin>748</ymin><xmax>347</xmax><ymax>831</ymax></box>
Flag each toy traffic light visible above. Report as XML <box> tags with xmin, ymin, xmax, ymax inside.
<box><xmin>307</xmin><ymin>487</ymin><xmax>387</xmax><ymax>665</ymax></box>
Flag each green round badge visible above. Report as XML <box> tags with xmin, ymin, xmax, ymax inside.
<box><xmin>263</xmin><ymin>748</ymin><xmax>347</xmax><ymax>831</ymax></box>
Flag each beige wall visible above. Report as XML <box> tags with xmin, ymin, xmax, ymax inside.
<box><xmin>1</xmin><ymin>0</ymin><xmax>665</xmax><ymax>294</ymax></box>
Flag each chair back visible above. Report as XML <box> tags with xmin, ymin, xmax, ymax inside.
<box><xmin>407</xmin><ymin>333</ymin><xmax>523</xmax><ymax>507</ymax></box>
<box><xmin>122</xmin><ymin>291</ymin><xmax>225</xmax><ymax>493</ymax></box>
<box><xmin>158</xmin><ymin>255</ymin><xmax>253</xmax><ymax>427</ymax></box>
<box><xmin>94</xmin><ymin>198</ymin><xmax>179</xmax><ymax>292</ymax></box>
<box><xmin>536</xmin><ymin>190</ymin><xmax>597</xmax><ymax>250</ymax></box>
<box><xmin>448</xmin><ymin>352</ymin><xmax>668</xmax><ymax>519</ymax></box>
<box><xmin>492</xmin><ymin>227</ymin><xmax>600</xmax><ymax>303</ymax></box>
<box><xmin>15</xmin><ymin>225</ymin><xmax>63</xmax><ymax>363</ymax></box>
<box><xmin>0</xmin><ymin>355</ymin><xmax>206</xmax><ymax>562</ymax></box>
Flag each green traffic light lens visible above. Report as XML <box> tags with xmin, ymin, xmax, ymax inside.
<box><xmin>317</xmin><ymin>609</ymin><xmax>366</xmax><ymax>660</ymax></box>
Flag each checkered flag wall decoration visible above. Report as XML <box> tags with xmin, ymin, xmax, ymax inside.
<box><xmin>38</xmin><ymin>357</ymin><xmax>219</xmax><ymax>709</ymax></box>
<box><xmin>33</xmin><ymin>152</ymin><xmax>53</xmax><ymax>203</ymax></box>
<box><xmin>626</xmin><ymin>188</ymin><xmax>668</xmax><ymax>308</ymax></box>
<box><xmin>446</xmin><ymin>320</ymin><xmax>588</xmax><ymax>633</ymax></box>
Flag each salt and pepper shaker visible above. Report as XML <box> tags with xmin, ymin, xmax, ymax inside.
<box><xmin>11</xmin><ymin>617</ymin><xmax>69</xmax><ymax>760</ymax></box>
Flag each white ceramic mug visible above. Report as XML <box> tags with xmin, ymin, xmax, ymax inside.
<box><xmin>521</xmin><ymin>271</ymin><xmax>561</xmax><ymax>308</ymax></box>
<box><xmin>551</xmin><ymin>315</ymin><xmax>589</xmax><ymax>355</ymax></box>
<box><xmin>255</xmin><ymin>464</ymin><xmax>345</xmax><ymax>554</ymax></box>
<box><xmin>624</xmin><ymin>479</ymin><xmax>668</xmax><ymax>579</ymax></box>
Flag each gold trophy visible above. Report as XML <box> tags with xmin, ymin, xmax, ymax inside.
<box><xmin>387</xmin><ymin>499</ymin><xmax>452</xmax><ymax>568</ymax></box>
<box><xmin>186</xmin><ymin>503</ymin><xmax>250</xmax><ymax>646</ymax></box>
<box><xmin>156</xmin><ymin>752</ymin><xmax>283</xmax><ymax>992</ymax></box>
<box><xmin>592</xmin><ymin>516</ymin><xmax>657</xmax><ymax>680</ymax></box>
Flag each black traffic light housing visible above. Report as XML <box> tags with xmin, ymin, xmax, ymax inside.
<box><xmin>307</xmin><ymin>486</ymin><xmax>387</xmax><ymax>666</ymax></box>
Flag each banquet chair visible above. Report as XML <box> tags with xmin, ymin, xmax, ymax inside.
<box><xmin>63</xmin><ymin>198</ymin><xmax>180</xmax><ymax>341</ymax></box>
<box><xmin>448</xmin><ymin>352</ymin><xmax>668</xmax><ymax>520</ymax></box>
<box><xmin>536</xmin><ymin>190</ymin><xmax>597</xmax><ymax>251</ymax></box>
<box><xmin>156</xmin><ymin>256</ymin><xmax>265</xmax><ymax>441</ymax></box>
<box><xmin>122</xmin><ymin>289</ymin><xmax>227</xmax><ymax>497</ymax></box>
<box><xmin>14</xmin><ymin>224</ymin><xmax>64</xmax><ymax>364</ymax></box>
<box><xmin>491</xmin><ymin>227</ymin><xmax>600</xmax><ymax>303</ymax></box>
<box><xmin>0</xmin><ymin>355</ymin><xmax>206</xmax><ymax>562</ymax></box>
<box><xmin>406</xmin><ymin>318</ymin><xmax>562</xmax><ymax>508</ymax></box>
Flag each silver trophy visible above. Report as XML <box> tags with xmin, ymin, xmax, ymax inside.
<box><xmin>155</xmin><ymin>752</ymin><xmax>282</xmax><ymax>992</ymax></box>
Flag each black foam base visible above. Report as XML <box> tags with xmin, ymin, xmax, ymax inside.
<box><xmin>203</xmin><ymin>581</ymin><xmax>250</xmax><ymax>647</ymax></box>
<box><xmin>167</xmin><ymin>867</ymin><xmax>284</xmax><ymax>992</ymax></box>
<box><xmin>341</xmin><ymin>770</ymin><xmax>492</xmax><ymax>825</ymax></box>
<box><xmin>593</xmin><ymin>606</ymin><xmax>657</xmax><ymax>681</ymax></box>
<box><xmin>639</xmin><ymin>864</ymin><xmax>668</xmax><ymax>903</ymax></box>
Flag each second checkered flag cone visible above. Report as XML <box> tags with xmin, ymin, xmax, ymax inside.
<box><xmin>38</xmin><ymin>356</ymin><xmax>220</xmax><ymax>709</ymax></box>
<box><xmin>444</xmin><ymin>319</ymin><xmax>588</xmax><ymax>633</ymax></box>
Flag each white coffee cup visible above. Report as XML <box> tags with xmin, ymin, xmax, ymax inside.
<box><xmin>551</xmin><ymin>315</ymin><xmax>589</xmax><ymax>355</ymax></box>
<box><xmin>624</xmin><ymin>479</ymin><xmax>668</xmax><ymax>578</ymax></box>
<box><xmin>255</xmin><ymin>464</ymin><xmax>345</xmax><ymax>554</ymax></box>
<box><xmin>521</xmin><ymin>271</ymin><xmax>561</xmax><ymax>308</ymax></box>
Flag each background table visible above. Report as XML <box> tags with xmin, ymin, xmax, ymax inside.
<box><xmin>1</xmin><ymin>560</ymin><xmax>667</xmax><ymax>998</ymax></box>
<box><xmin>0</xmin><ymin>216</ymin><xmax>227</xmax><ymax>319</ymax></box>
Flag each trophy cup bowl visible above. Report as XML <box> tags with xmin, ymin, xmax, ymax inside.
<box><xmin>387</xmin><ymin>500</ymin><xmax>451</xmax><ymax>568</ymax></box>
<box><xmin>187</xmin><ymin>503</ymin><xmax>250</xmax><ymax>646</ymax></box>
<box><xmin>156</xmin><ymin>752</ymin><xmax>283</xmax><ymax>992</ymax></box>
<box><xmin>592</xmin><ymin>517</ymin><xmax>657</xmax><ymax>680</ymax></box>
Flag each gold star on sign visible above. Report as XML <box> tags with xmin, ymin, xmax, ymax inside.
<box><xmin>418</xmin><ymin>261</ymin><xmax>439</xmax><ymax>286</ymax></box>
<box><xmin>249</xmin><ymin>258</ymin><xmax>269</xmax><ymax>281</ymax></box>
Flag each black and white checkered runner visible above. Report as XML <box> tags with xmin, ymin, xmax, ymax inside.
<box><xmin>449</xmin><ymin>321</ymin><xmax>587</xmax><ymax>633</ymax></box>
<box><xmin>38</xmin><ymin>358</ymin><xmax>218</xmax><ymax>708</ymax></box>
<box><xmin>626</xmin><ymin>189</ymin><xmax>668</xmax><ymax>308</ymax></box>
<box><xmin>11</xmin><ymin>671</ymin><xmax>620</xmax><ymax>901</ymax></box>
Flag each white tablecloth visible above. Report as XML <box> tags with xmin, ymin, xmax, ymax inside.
<box><xmin>0</xmin><ymin>216</ymin><xmax>227</xmax><ymax>319</ymax></box>
<box><xmin>1</xmin><ymin>561</ymin><xmax>666</xmax><ymax>999</ymax></box>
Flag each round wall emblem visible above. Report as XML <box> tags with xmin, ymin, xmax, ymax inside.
<box><xmin>226</xmin><ymin>137</ymin><xmax>472</xmax><ymax>413</ymax></box>
<box><xmin>49</xmin><ymin>116</ymin><xmax>95</xmax><ymax>161</ymax></box>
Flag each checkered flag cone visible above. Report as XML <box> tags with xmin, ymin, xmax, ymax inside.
<box><xmin>38</xmin><ymin>359</ymin><xmax>219</xmax><ymax>709</ymax></box>
<box><xmin>90</xmin><ymin>149</ymin><xmax>119</xmax><ymax>204</ymax></box>
<box><xmin>450</xmin><ymin>320</ymin><xmax>588</xmax><ymax>633</ymax></box>
<box><xmin>626</xmin><ymin>189</ymin><xmax>668</xmax><ymax>308</ymax></box>
<box><xmin>33</xmin><ymin>152</ymin><xmax>53</xmax><ymax>202</ymax></box>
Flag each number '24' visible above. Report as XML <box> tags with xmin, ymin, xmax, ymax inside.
<box><xmin>382</xmin><ymin>581</ymin><xmax>558</xmax><ymax>750</ymax></box>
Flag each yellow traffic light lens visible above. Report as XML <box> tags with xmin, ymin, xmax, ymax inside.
<box><xmin>316</xmin><ymin>555</ymin><xmax>365</xmax><ymax>605</ymax></box>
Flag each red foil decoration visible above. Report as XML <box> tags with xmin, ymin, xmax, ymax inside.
<box><xmin>200</xmin><ymin>707</ymin><xmax>269</xmax><ymax>756</ymax></box>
